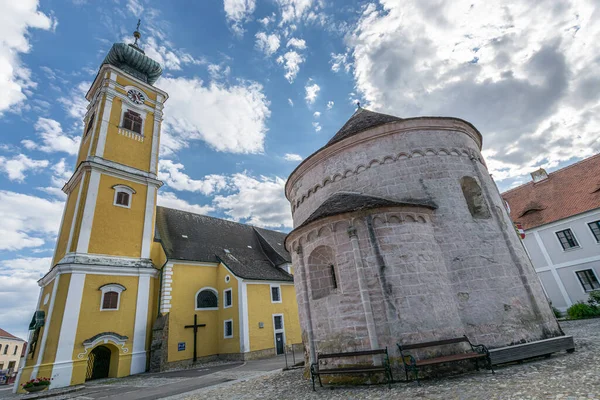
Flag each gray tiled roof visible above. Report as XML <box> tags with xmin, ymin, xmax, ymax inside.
<box><xmin>155</xmin><ymin>207</ymin><xmax>292</xmax><ymax>282</ymax></box>
<box><xmin>295</xmin><ymin>192</ymin><xmax>437</xmax><ymax>230</ymax></box>
<box><xmin>327</xmin><ymin>108</ymin><xmax>402</xmax><ymax>146</ymax></box>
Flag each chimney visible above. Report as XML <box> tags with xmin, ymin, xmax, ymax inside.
<box><xmin>531</xmin><ymin>168</ymin><xmax>548</xmax><ymax>183</ymax></box>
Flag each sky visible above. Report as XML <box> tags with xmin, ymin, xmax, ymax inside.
<box><xmin>0</xmin><ymin>0</ymin><xmax>599</xmax><ymax>339</ymax></box>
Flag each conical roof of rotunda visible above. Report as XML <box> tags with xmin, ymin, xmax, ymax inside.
<box><xmin>326</xmin><ymin>107</ymin><xmax>403</xmax><ymax>146</ymax></box>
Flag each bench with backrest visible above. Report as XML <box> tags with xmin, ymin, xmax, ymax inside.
<box><xmin>310</xmin><ymin>348</ymin><xmax>392</xmax><ymax>391</ymax></box>
<box><xmin>397</xmin><ymin>336</ymin><xmax>493</xmax><ymax>385</ymax></box>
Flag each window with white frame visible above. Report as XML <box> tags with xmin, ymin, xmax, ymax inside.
<box><xmin>224</xmin><ymin>319</ymin><xmax>233</xmax><ymax>338</ymax></box>
<box><xmin>99</xmin><ymin>283</ymin><xmax>126</xmax><ymax>311</ymax></box>
<box><xmin>112</xmin><ymin>185</ymin><xmax>136</xmax><ymax>208</ymax></box>
<box><xmin>271</xmin><ymin>285</ymin><xmax>281</xmax><ymax>303</ymax></box>
<box><xmin>556</xmin><ymin>229</ymin><xmax>579</xmax><ymax>250</ymax></box>
<box><xmin>122</xmin><ymin>110</ymin><xmax>143</xmax><ymax>134</ymax></box>
<box><xmin>588</xmin><ymin>220</ymin><xmax>600</xmax><ymax>243</ymax></box>
<box><xmin>576</xmin><ymin>269</ymin><xmax>600</xmax><ymax>292</ymax></box>
<box><xmin>273</xmin><ymin>315</ymin><xmax>283</xmax><ymax>330</ymax></box>
<box><xmin>224</xmin><ymin>288</ymin><xmax>232</xmax><ymax>308</ymax></box>
<box><xmin>196</xmin><ymin>288</ymin><xmax>218</xmax><ymax>310</ymax></box>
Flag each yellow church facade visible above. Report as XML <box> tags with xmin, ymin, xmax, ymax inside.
<box><xmin>15</xmin><ymin>30</ymin><xmax>300</xmax><ymax>393</ymax></box>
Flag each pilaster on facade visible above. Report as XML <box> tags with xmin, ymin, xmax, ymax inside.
<box><xmin>347</xmin><ymin>226</ymin><xmax>379</xmax><ymax>351</ymax></box>
<box><xmin>160</xmin><ymin>265</ymin><xmax>174</xmax><ymax>314</ymax></box>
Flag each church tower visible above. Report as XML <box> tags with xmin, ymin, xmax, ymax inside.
<box><xmin>16</xmin><ymin>24</ymin><xmax>168</xmax><ymax>392</ymax></box>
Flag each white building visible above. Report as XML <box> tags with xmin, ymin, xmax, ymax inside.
<box><xmin>502</xmin><ymin>154</ymin><xmax>600</xmax><ymax>311</ymax></box>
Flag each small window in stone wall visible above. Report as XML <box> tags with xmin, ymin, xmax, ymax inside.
<box><xmin>460</xmin><ymin>176</ymin><xmax>491</xmax><ymax>219</ymax></box>
<box><xmin>308</xmin><ymin>246</ymin><xmax>338</xmax><ymax>300</ymax></box>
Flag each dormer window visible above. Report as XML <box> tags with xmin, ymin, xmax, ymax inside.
<box><xmin>112</xmin><ymin>185</ymin><xmax>136</xmax><ymax>208</ymax></box>
<box><xmin>122</xmin><ymin>110</ymin><xmax>142</xmax><ymax>134</ymax></box>
<box><xmin>99</xmin><ymin>284</ymin><xmax>126</xmax><ymax>311</ymax></box>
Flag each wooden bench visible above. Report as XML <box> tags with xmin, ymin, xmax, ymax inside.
<box><xmin>310</xmin><ymin>348</ymin><xmax>393</xmax><ymax>391</ymax></box>
<box><xmin>397</xmin><ymin>336</ymin><xmax>493</xmax><ymax>384</ymax></box>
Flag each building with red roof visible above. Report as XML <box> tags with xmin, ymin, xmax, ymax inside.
<box><xmin>502</xmin><ymin>153</ymin><xmax>600</xmax><ymax>310</ymax></box>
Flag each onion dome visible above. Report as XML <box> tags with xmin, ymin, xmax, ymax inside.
<box><xmin>102</xmin><ymin>20</ymin><xmax>163</xmax><ymax>85</ymax></box>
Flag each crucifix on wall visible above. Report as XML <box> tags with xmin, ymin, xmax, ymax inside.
<box><xmin>184</xmin><ymin>314</ymin><xmax>206</xmax><ymax>363</ymax></box>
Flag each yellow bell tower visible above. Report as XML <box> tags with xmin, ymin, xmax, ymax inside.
<box><xmin>16</xmin><ymin>22</ymin><xmax>168</xmax><ymax>392</ymax></box>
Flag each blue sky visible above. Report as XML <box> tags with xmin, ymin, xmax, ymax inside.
<box><xmin>1</xmin><ymin>0</ymin><xmax>599</xmax><ymax>339</ymax></box>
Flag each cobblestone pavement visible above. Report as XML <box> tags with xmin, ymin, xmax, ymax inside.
<box><xmin>184</xmin><ymin>319</ymin><xmax>600</xmax><ymax>400</ymax></box>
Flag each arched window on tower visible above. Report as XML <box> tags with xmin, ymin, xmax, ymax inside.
<box><xmin>308</xmin><ymin>246</ymin><xmax>338</xmax><ymax>300</ymax></box>
<box><xmin>99</xmin><ymin>284</ymin><xmax>126</xmax><ymax>311</ymax></box>
<box><xmin>112</xmin><ymin>185</ymin><xmax>136</xmax><ymax>208</ymax></box>
<box><xmin>460</xmin><ymin>176</ymin><xmax>491</xmax><ymax>219</ymax></box>
<box><xmin>196</xmin><ymin>288</ymin><xmax>218</xmax><ymax>310</ymax></box>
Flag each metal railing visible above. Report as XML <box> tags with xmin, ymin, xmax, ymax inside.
<box><xmin>283</xmin><ymin>343</ymin><xmax>305</xmax><ymax>370</ymax></box>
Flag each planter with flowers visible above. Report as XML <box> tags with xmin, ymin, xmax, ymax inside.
<box><xmin>22</xmin><ymin>377</ymin><xmax>51</xmax><ymax>393</ymax></box>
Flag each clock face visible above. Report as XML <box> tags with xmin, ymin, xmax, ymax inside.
<box><xmin>127</xmin><ymin>89</ymin><xmax>145</xmax><ymax>104</ymax></box>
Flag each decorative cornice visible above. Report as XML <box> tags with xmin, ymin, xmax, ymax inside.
<box><xmin>289</xmin><ymin>147</ymin><xmax>485</xmax><ymax>214</ymax></box>
<box><xmin>87</xmin><ymin>64</ymin><xmax>168</xmax><ymax>102</ymax></box>
<box><xmin>39</xmin><ymin>254</ymin><xmax>158</xmax><ymax>287</ymax></box>
<box><xmin>62</xmin><ymin>156</ymin><xmax>163</xmax><ymax>194</ymax></box>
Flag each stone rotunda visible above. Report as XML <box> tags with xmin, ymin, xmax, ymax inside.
<box><xmin>284</xmin><ymin>108</ymin><xmax>562</xmax><ymax>365</ymax></box>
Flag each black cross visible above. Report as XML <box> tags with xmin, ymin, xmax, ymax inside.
<box><xmin>184</xmin><ymin>314</ymin><xmax>206</xmax><ymax>363</ymax></box>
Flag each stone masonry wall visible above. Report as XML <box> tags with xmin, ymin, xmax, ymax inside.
<box><xmin>287</xmin><ymin>120</ymin><xmax>561</xmax><ymax>361</ymax></box>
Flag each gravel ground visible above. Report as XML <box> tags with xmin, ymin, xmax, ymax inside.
<box><xmin>185</xmin><ymin>319</ymin><xmax>600</xmax><ymax>400</ymax></box>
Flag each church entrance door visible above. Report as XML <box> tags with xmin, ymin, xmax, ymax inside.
<box><xmin>86</xmin><ymin>345</ymin><xmax>111</xmax><ymax>381</ymax></box>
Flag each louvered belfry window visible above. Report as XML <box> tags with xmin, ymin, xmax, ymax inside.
<box><xmin>123</xmin><ymin>110</ymin><xmax>142</xmax><ymax>134</ymax></box>
<box><xmin>102</xmin><ymin>291</ymin><xmax>119</xmax><ymax>309</ymax></box>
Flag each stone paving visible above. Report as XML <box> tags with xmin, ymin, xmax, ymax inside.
<box><xmin>183</xmin><ymin>319</ymin><xmax>600</xmax><ymax>400</ymax></box>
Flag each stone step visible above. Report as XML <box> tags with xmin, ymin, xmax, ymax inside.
<box><xmin>489</xmin><ymin>335</ymin><xmax>575</xmax><ymax>365</ymax></box>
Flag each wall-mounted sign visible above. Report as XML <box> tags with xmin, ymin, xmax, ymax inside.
<box><xmin>178</xmin><ymin>342</ymin><xmax>186</xmax><ymax>351</ymax></box>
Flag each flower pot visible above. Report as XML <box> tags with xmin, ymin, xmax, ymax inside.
<box><xmin>24</xmin><ymin>385</ymin><xmax>48</xmax><ymax>393</ymax></box>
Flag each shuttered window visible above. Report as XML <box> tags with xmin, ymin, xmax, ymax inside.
<box><xmin>102</xmin><ymin>291</ymin><xmax>119</xmax><ymax>310</ymax></box>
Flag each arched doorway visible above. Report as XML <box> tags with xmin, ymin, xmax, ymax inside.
<box><xmin>86</xmin><ymin>345</ymin><xmax>111</xmax><ymax>381</ymax></box>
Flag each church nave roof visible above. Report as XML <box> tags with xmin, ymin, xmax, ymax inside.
<box><xmin>155</xmin><ymin>207</ymin><xmax>292</xmax><ymax>282</ymax></box>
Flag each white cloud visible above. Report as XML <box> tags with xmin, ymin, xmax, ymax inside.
<box><xmin>330</xmin><ymin>52</ymin><xmax>351</xmax><ymax>73</ymax></box>
<box><xmin>305</xmin><ymin>81</ymin><xmax>320</xmax><ymax>104</ymax></box>
<box><xmin>23</xmin><ymin>118</ymin><xmax>81</xmax><ymax>155</ymax></box>
<box><xmin>327</xmin><ymin>100</ymin><xmax>334</xmax><ymax>110</ymax></box>
<box><xmin>58</xmin><ymin>81</ymin><xmax>91</xmax><ymax>122</ymax></box>
<box><xmin>224</xmin><ymin>0</ymin><xmax>256</xmax><ymax>36</ymax></box>
<box><xmin>0</xmin><ymin>154</ymin><xmax>49</xmax><ymax>182</ymax></box>
<box><xmin>312</xmin><ymin>121</ymin><xmax>322</xmax><ymax>132</ymax></box>
<box><xmin>286</xmin><ymin>37</ymin><xmax>307</xmax><ymax>50</ymax></box>
<box><xmin>156</xmin><ymin>77</ymin><xmax>270</xmax><ymax>154</ymax></box>
<box><xmin>213</xmin><ymin>173</ymin><xmax>292</xmax><ymax>229</ymax></box>
<box><xmin>276</xmin><ymin>0</ymin><xmax>315</xmax><ymax>24</ymax></box>
<box><xmin>347</xmin><ymin>0</ymin><xmax>600</xmax><ymax>183</ymax></box>
<box><xmin>157</xmin><ymin>191</ymin><xmax>214</xmax><ymax>215</ymax></box>
<box><xmin>38</xmin><ymin>159</ymin><xmax>72</xmax><ymax>199</ymax></box>
<box><xmin>158</xmin><ymin>160</ymin><xmax>228</xmax><ymax>195</ymax></box>
<box><xmin>313</xmin><ymin>111</ymin><xmax>321</xmax><ymax>118</ymax></box>
<box><xmin>0</xmin><ymin>190</ymin><xmax>63</xmax><ymax>251</ymax></box>
<box><xmin>0</xmin><ymin>256</ymin><xmax>52</xmax><ymax>339</ymax></box>
<box><xmin>284</xmin><ymin>153</ymin><xmax>303</xmax><ymax>161</ymax></box>
<box><xmin>258</xmin><ymin>14</ymin><xmax>275</xmax><ymax>27</ymax></box>
<box><xmin>0</xmin><ymin>0</ymin><xmax>56</xmax><ymax>116</ymax></box>
<box><xmin>141</xmin><ymin>36</ymin><xmax>204</xmax><ymax>71</ymax></box>
<box><xmin>207</xmin><ymin>63</ymin><xmax>231</xmax><ymax>80</ymax></box>
<box><xmin>126</xmin><ymin>0</ymin><xmax>144</xmax><ymax>15</ymax></box>
<box><xmin>288</xmin><ymin>98</ymin><xmax>294</xmax><ymax>106</ymax></box>
<box><xmin>255</xmin><ymin>32</ymin><xmax>281</xmax><ymax>57</ymax></box>
<box><xmin>276</xmin><ymin>51</ymin><xmax>305</xmax><ymax>83</ymax></box>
